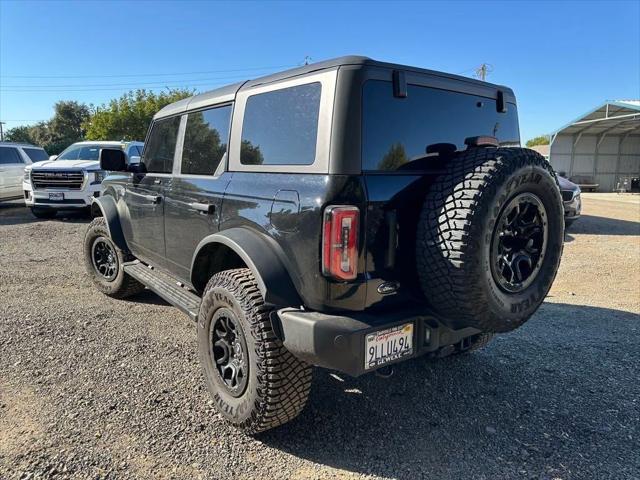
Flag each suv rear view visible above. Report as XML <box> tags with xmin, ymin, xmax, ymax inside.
<box><xmin>83</xmin><ymin>56</ymin><xmax>564</xmax><ymax>433</ymax></box>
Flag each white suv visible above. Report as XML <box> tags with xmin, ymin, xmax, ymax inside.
<box><xmin>0</xmin><ymin>142</ymin><xmax>48</xmax><ymax>202</ymax></box>
<box><xmin>23</xmin><ymin>140</ymin><xmax>143</xmax><ymax>218</ymax></box>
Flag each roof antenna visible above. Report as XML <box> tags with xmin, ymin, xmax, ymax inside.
<box><xmin>474</xmin><ymin>63</ymin><xmax>493</xmax><ymax>81</ymax></box>
<box><xmin>303</xmin><ymin>55</ymin><xmax>312</xmax><ymax>66</ymax></box>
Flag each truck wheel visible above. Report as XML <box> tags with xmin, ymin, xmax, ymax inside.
<box><xmin>417</xmin><ymin>147</ymin><xmax>564</xmax><ymax>333</ymax></box>
<box><xmin>197</xmin><ymin>268</ymin><xmax>312</xmax><ymax>434</ymax></box>
<box><xmin>83</xmin><ymin>217</ymin><xmax>145</xmax><ymax>298</ymax></box>
<box><xmin>30</xmin><ymin>207</ymin><xmax>56</xmax><ymax>219</ymax></box>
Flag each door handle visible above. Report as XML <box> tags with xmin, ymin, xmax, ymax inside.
<box><xmin>142</xmin><ymin>194</ymin><xmax>162</xmax><ymax>204</ymax></box>
<box><xmin>188</xmin><ymin>202</ymin><xmax>215</xmax><ymax>214</ymax></box>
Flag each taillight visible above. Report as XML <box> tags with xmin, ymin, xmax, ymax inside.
<box><xmin>322</xmin><ymin>206</ymin><xmax>359</xmax><ymax>281</ymax></box>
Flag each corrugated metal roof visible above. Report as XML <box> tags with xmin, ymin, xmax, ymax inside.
<box><xmin>553</xmin><ymin>100</ymin><xmax>640</xmax><ymax>137</ymax></box>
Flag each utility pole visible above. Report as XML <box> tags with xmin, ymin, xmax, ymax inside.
<box><xmin>475</xmin><ymin>63</ymin><xmax>493</xmax><ymax>81</ymax></box>
<box><xmin>0</xmin><ymin>122</ymin><xmax>5</xmax><ymax>142</ymax></box>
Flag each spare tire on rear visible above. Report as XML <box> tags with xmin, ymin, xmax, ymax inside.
<box><xmin>416</xmin><ymin>147</ymin><xmax>564</xmax><ymax>333</ymax></box>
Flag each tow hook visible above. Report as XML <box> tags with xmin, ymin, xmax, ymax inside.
<box><xmin>375</xmin><ymin>365</ymin><xmax>394</xmax><ymax>378</ymax></box>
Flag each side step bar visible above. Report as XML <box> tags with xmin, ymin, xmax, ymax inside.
<box><xmin>123</xmin><ymin>262</ymin><xmax>201</xmax><ymax>320</ymax></box>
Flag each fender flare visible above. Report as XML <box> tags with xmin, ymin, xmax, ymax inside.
<box><xmin>191</xmin><ymin>227</ymin><xmax>302</xmax><ymax>308</ymax></box>
<box><xmin>91</xmin><ymin>195</ymin><xmax>129</xmax><ymax>253</ymax></box>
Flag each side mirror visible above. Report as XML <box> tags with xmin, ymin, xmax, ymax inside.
<box><xmin>49</xmin><ymin>155</ymin><xmax>58</xmax><ymax>161</ymax></box>
<box><xmin>99</xmin><ymin>148</ymin><xmax>127</xmax><ymax>171</ymax></box>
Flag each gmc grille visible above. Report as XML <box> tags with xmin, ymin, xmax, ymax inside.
<box><xmin>31</xmin><ymin>171</ymin><xmax>84</xmax><ymax>190</ymax></box>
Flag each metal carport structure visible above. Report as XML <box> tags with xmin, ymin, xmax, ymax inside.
<box><xmin>549</xmin><ymin>100</ymin><xmax>640</xmax><ymax>191</ymax></box>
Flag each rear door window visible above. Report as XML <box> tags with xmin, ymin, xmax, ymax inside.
<box><xmin>143</xmin><ymin>116</ymin><xmax>181</xmax><ymax>173</ymax></box>
<box><xmin>0</xmin><ymin>147</ymin><xmax>23</xmax><ymax>164</ymax></box>
<box><xmin>181</xmin><ymin>105</ymin><xmax>232</xmax><ymax>175</ymax></box>
<box><xmin>240</xmin><ymin>82</ymin><xmax>321</xmax><ymax>166</ymax></box>
<box><xmin>362</xmin><ymin>80</ymin><xmax>520</xmax><ymax>171</ymax></box>
<box><xmin>23</xmin><ymin>148</ymin><xmax>48</xmax><ymax>162</ymax></box>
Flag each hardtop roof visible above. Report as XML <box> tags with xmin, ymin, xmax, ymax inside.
<box><xmin>0</xmin><ymin>141</ymin><xmax>43</xmax><ymax>148</ymax></box>
<box><xmin>155</xmin><ymin>55</ymin><xmax>514</xmax><ymax>120</ymax></box>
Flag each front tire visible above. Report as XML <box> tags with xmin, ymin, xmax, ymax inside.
<box><xmin>83</xmin><ymin>217</ymin><xmax>145</xmax><ymax>298</ymax></box>
<box><xmin>197</xmin><ymin>268</ymin><xmax>312</xmax><ymax>434</ymax></box>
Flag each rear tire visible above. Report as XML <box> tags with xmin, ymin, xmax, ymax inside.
<box><xmin>416</xmin><ymin>147</ymin><xmax>564</xmax><ymax>333</ymax></box>
<box><xmin>83</xmin><ymin>217</ymin><xmax>145</xmax><ymax>298</ymax></box>
<box><xmin>197</xmin><ymin>268</ymin><xmax>312</xmax><ymax>434</ymax></box>
<box><xmin>30</xmin><ymin>207</ymin><xmax>56</xmax><ymax>219</ymax></box>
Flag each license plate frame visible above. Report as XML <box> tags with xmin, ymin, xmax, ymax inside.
<box><xmin>364</xmin><ymin>322</ymin><xmax>414</xmax><ymax>371</ymax></box>
<box><xmin>49</xmin><ymin>192</ymin><xmax>64</xmax><ymax>201</ymax></box>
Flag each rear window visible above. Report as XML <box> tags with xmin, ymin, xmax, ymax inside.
<box><xmin>240</xmin><ymin>82</ymin><xmax>321</xmax><ymax>166</ymax></box>
<box><xmin>362</xmin><ymin>80</ymin><xmax>520</xmax><ymax>171</ymax></box>
<box><xmin>23</xmin><ymin>147</ymin><xmax>48</xmax><ymax>162</ymax></box>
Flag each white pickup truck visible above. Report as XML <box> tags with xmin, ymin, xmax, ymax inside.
<box><xmin>23</xmin><ymin>140</ymin><xmax>143</xmax><ymax>218</ymax></box>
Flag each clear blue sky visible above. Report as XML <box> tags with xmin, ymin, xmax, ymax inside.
<box><xmin>1</xmin><ymin>0</ymin><xmax>638</xmax><ymax>143</ymax></box>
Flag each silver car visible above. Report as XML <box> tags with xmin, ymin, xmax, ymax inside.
<box><xmin>0</xmin><ymin>142</ymin><xmax>48</xmax><ymax>201</ymax></box>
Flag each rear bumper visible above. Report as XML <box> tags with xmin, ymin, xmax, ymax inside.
<box><xmin>275</xmin><ymin>307</ymin><xmax>480</xmax><ymax>377</ymax></box>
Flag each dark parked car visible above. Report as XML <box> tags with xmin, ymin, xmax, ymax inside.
<box><xmin>84</xmin><ymin>56</ymin><xmax>565</xmax><ymax>433</ymax></box>
<box><xmin>558</xmin><ymin>175</ymin><xmax>581</xmax><ymax>227</ymax></box>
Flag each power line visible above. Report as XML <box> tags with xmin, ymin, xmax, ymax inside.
<box><xmin>0</xmin><ymin>81</ymin><xmax>231</xmax><ymax>92</ymax></box>
<box><xmin>0</xmin><ymin>73</ymin><xmax>256</xmax><ymax>89</ymax></box>
<box><xmin>0</xmin><ymin>63</ymin><xmax>299</xmax><ymax>79</ymax></box>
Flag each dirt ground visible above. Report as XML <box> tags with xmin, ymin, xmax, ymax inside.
<box><xmin>0</xmin><ymin>193</ymin><xmax>638</xmax><ymax>480</ymax></box>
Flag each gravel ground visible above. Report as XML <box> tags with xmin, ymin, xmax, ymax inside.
<box><xmin>1</xmin><ymin>194</ymin><xmax>639</xmax><ymax>480</ymax></box>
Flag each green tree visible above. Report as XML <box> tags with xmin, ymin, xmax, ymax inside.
<box><xmin>84</xmin><ymin>89</ymin><xmax>193</xmax><ymax>142</ymax></box>
<box><xmin>47</xmin><ymin>101</ymin><xmax>91</xmax><ymax>153</ymax></box>
<box><xmin>377</xmin><ymin>142</ymin><xmax>408</xmax><ymax>170</ymax></box>
<box><xmin>4</xmin><ymin>125</ymin><xmax>35</xmax><ymax>144</ymax></box>
<box><xmin>240</xmin><ymin>140</ymin><xmax>264</xmax><ymax>165</ymax></box>
<box><xmin>525</xmin><ymin>135</ymin><xmax>551</xmax><ymax>148</ymax></box>
<box><xmin>4</xmin><ymin>102</ymin><xmax>89</xmax><ymax>154</ymax></box>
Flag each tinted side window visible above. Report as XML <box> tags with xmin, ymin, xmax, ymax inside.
<box><xmin>182</xmin><ymin>105</ymin><xmax>232</xmax><ymax>175</ymax></box>
<box><xmin>0</xmin><ymin>147</ymin><xmax>23</xmax><ymax>164</ymax></box>
<box><xmin>241</xmin><ymin>82</ymin><xmax>321</xmax><ymax>166</ymax></box>
<box><xmin>128</xmin><ymin>145</ymin><xmax>142</xmax><ymax>157</ymax></box>
<box><xmin>23</xmin><ymin>148</ymin><xmax>48</xmax><ymax>162</ymax></box>
<box><xmin>144</xmin><ymin>116</ymin><xmax>181</xmax><ymax>173</ymax></box>
<box><xmin>362</xmin><ymin>80</ymin><xmax>520</xmax><ymax>171</ymax></box>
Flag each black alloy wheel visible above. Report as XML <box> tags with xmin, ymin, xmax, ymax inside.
<box><xmin>210</xmin><ymin>307</ymin><xmax>249</xmax><ymax>397</ymax></box>
<box><xmin>91</xmin><ymin>237</ymin><xmax>119</xmax><ymax>281</ymax></box>
<box><xmin>490</xmin><ymin>192</ymin><xmax>548</xmax><ymax>293</ymax></box>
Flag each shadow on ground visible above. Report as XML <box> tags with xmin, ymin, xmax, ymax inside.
<box><xmin>0</xmin><ymin>201</ymin><xmax>91</xmax><ymax>226</ymax></box>
<box><xmin>569</xmin><ymin>214</ymin><xmax>640</xmax><ymax>236</ymax></box>
<box><xmin>260</xmin><ymin>303</ymin><xmax>640</xmax><ymax>479</ymax></box>
<box><xmin>127</xmin><ymin>289</ymin><xmax>171</xmax><ymax>307</ymax></box>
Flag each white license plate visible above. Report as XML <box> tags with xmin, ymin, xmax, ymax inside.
<box><xmin>49</xmin><ymin>192</ymin><xmax>64</xmax><ymax>201</ymax></box>
<box><xmin>365</xmin><ymin>323</ymin><xmax>414</xmax><ymax>371</ymax></box>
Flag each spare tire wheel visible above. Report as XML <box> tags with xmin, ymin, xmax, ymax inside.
<box><xmin>416</xmin><ymin>147</ymin><xmax>564</xmax><ymax>333</ymax></box>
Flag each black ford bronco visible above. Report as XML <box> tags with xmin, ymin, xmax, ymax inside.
<box><xmin>84</xmin><ymin>56</ymin><xmax>564</xmax><ymax>433</ymax></box>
